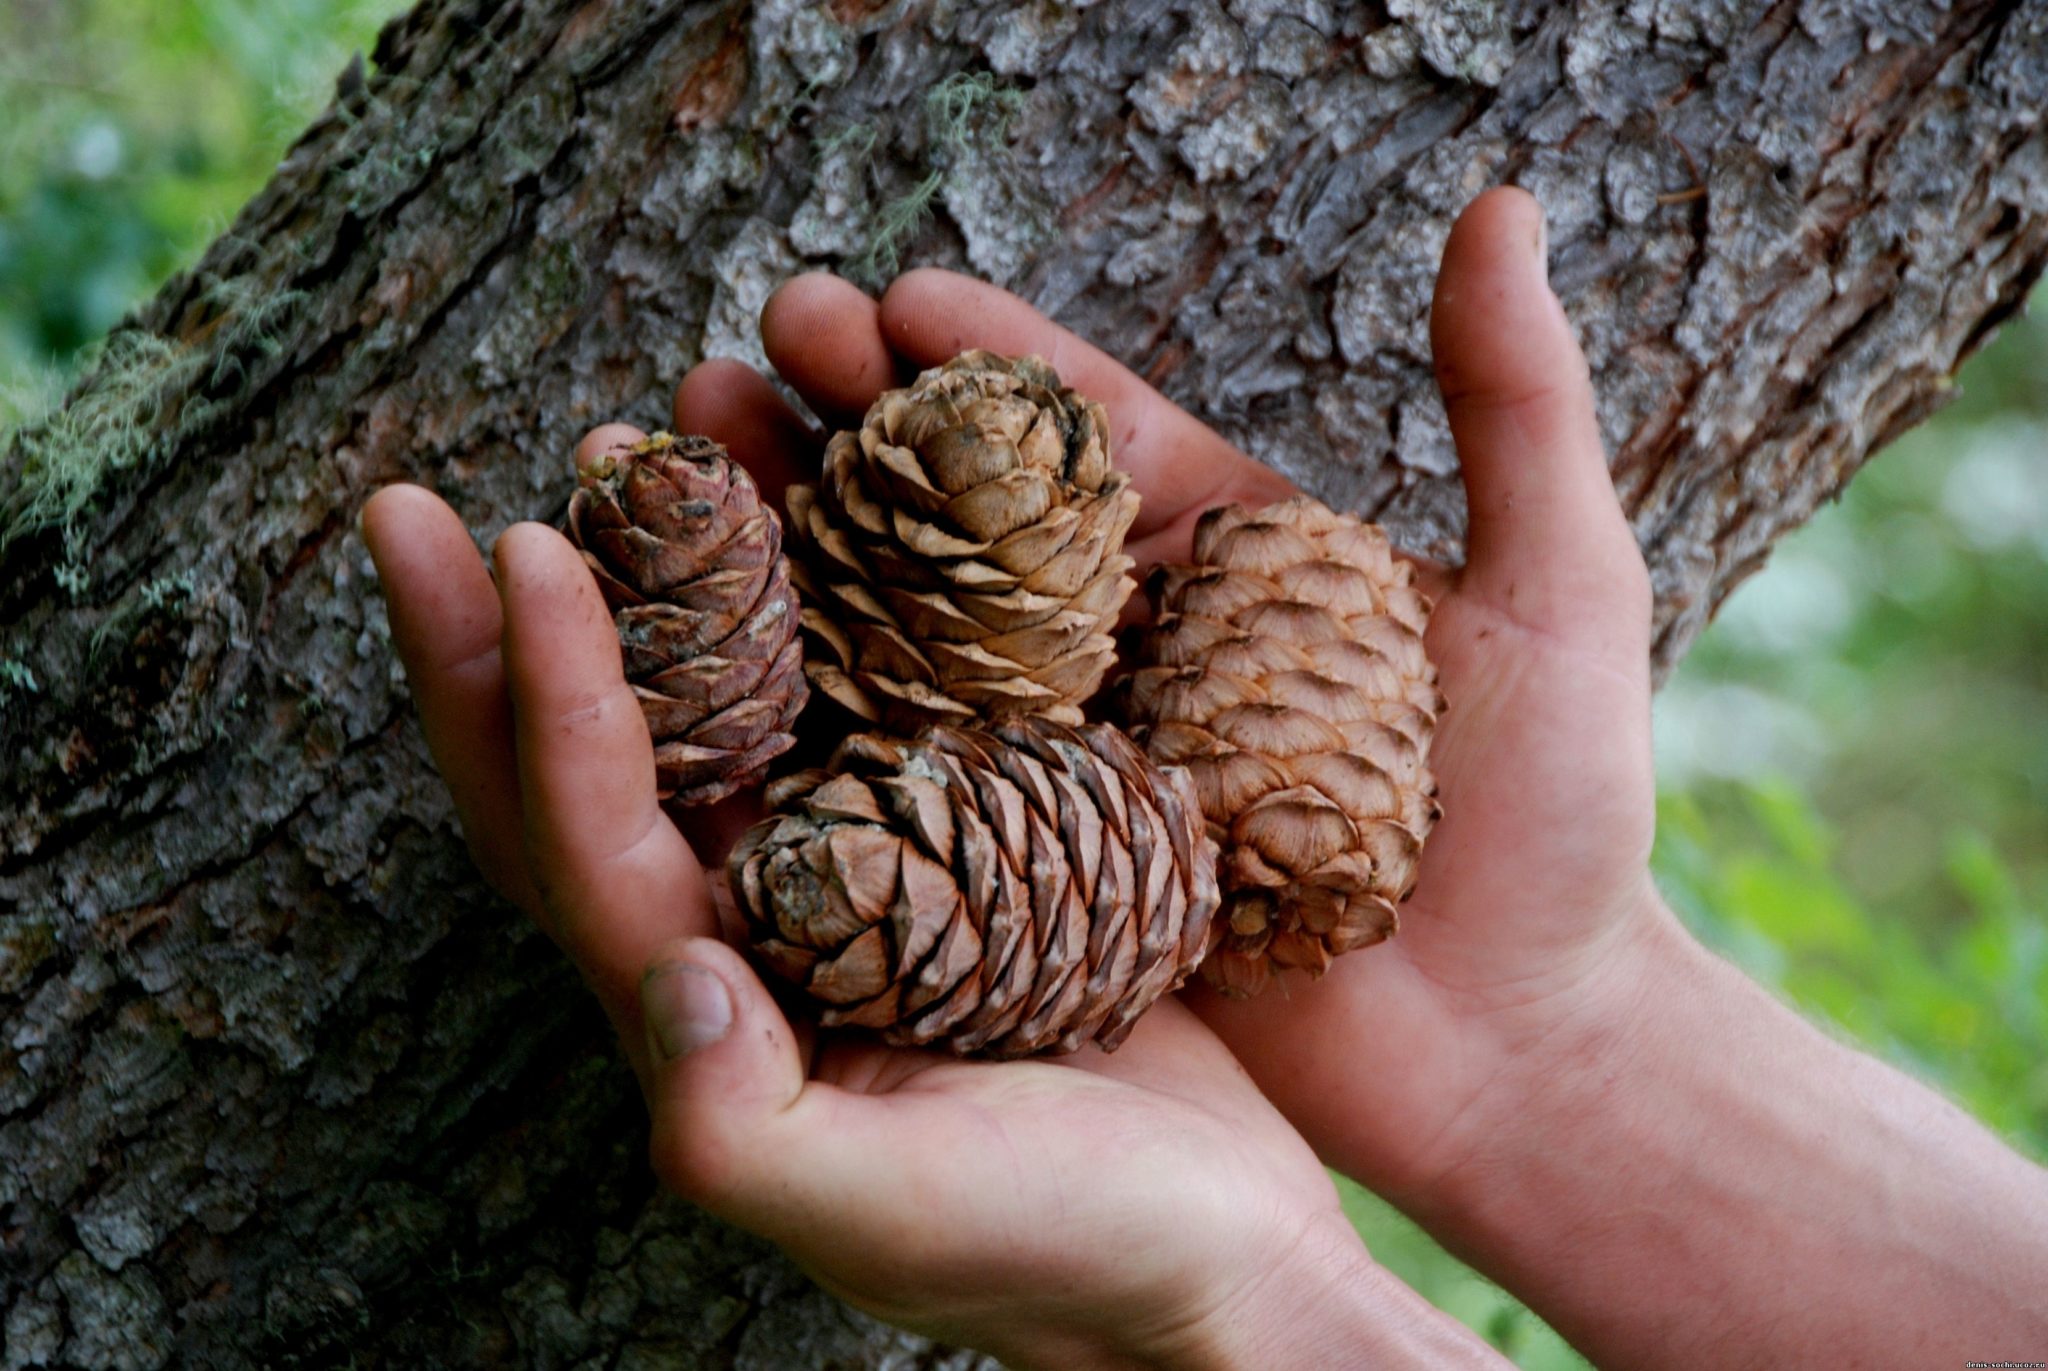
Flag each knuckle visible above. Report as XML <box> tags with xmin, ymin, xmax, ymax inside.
<box><xmin>549</xmin><ymin>687</ymin><xmax>626</xmax><ymax>735</ymax></box>
<box><xmin>1439</xmin><ymin>370</ymin><xmax>1573</xmax><ymax>424</ymax></box>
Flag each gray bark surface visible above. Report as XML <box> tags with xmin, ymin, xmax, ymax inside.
<box><xmin>2</xmin><ymin>0</ymin><xmax>2044</xmax><ymax>1366</ymax></box>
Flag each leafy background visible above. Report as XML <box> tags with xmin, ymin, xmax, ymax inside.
<box><xmin>3</xmin><ymin>3</ymin><xmax>2042</xmax><ymax>1364</ymax></box>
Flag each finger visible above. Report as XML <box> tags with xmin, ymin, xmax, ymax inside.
<box><xmin>362</xmin><ymin>484</ymin><xmax>539</xmax><ymax>915</ymax></box>
<box><xmin>493</xmin><ymin>522</ymin><xmax>715</xmax><ymax>1028</ymax></box>
<box><xmin>647</xmin><ymin>945</ymin><xmax>1275</xmax><ymax>1299</ymax></box>
<box><xmin>641</xmin><ymin>937</ymin><xmax>830</xmax><ymax>1235</ymax></box>
<box><xmin>645</xmin><ymin>939</ymin><xmax>988</xmax><ymax>1259</ymax></box>
<box><xmin>877</xmin><ymin>268</ymin><xmax>1294</xmax><ymax>554</ymax></box>
<box><xmin>673</xmin><ymin>357</ymin><xmax>820</xmax><ymax>519</ymax></box>
<box><xmin>761</xmin><ymin>274</ymin><xmax>899</xmax><ymax>426</ymax></box>
<box><xmin>575</xmin><ymin>422</ymin><xmax>648</xmax><ymax>469</ymax></box>
<box><xmin>1430</xmin><ymin>188</ymin><xmax>1650</xmax><ymax>646</ymax></box>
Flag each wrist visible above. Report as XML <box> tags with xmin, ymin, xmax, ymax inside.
<box><xmin>1402</xmin><ymin>880</ymin><xmax>1705</xmax><ymax>1216</ymax></box>
<box><xmin>1376</xmin><ymin>877</ymin><xmax>1695</xmax><ymax>1205</ymax></box>
<box><xmin>1392</xmin><ymin>886</ymin><xmax>2048</xmax><ymax>1368</ymax></box>
<box><xmin>1122</xmin><ymin>1209</ymin><xmax>1503</xmax><ymax>1370</ymax></box>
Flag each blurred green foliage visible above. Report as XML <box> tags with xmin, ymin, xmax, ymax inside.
<box><xmin>1</xmin><ymin>3</ymin><xmax>2041</xmax><ymax>1365</ymax></box>
<box><xmin>1655</xmin><ymin>297</ymin><xmax>2048</xmax><ymax>1165</ymax></box>
<box><xmin>0</xmin><ymin>0</ymin><xmax>402</xmax><ymax>417</ymax></box>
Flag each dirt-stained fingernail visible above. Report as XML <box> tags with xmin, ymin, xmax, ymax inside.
<box><xmin>642</xmin><ymin>960</ymin><xmax>734</xmax><ymax>1060</ymax></box>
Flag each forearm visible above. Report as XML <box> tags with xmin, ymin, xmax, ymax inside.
<box><xmin>1416</xmin><ymin>902</ymin><xmax>2048</xmax><ymax>1367</ymax></box>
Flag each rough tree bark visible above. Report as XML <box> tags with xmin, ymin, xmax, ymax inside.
<box><xmin>2</xmin><ymin>0</ymin><xmax>2044</xmax><ymax>1366</ymax></box>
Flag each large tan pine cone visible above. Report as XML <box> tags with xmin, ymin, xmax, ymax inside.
<box><xmin>727</xmin><ymin>717</ymin><xmax>1220</xmax><ymax>1058</ymax></box>
<box><xmin>786</xmin><ymin>351</ymin><xmax>1141</xmax><ymax>734</ymax></box>
<box><xmin>1118</xmin><ymin>497</ymin><xmax>1441</xmax><ymax>997</ymax></box>
<box><xmin>567</xmin><ymin>433</ymin><xmax>807</xmax><ymax>809</ymax></box>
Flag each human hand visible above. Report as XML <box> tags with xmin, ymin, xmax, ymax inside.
<box><xmin>726</xmin><ymin>187</ymin><xmax>2046</xmax><ymax>1371</ymax></box>
<box><xmin>674</xmin><ymin>185</ymin><xmax>1660</xmax><ymax>1213</ymax></box>
<box><xmin>360</xmin><ymin>479</ymin><xmax>1499</xmax><ymax>1367</ymax></box>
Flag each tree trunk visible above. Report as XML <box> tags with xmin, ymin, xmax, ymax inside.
<box><xmin>2</xmin><ymin>0</ymin><xmax>2043</xmax><ymax>1365</ymax></box>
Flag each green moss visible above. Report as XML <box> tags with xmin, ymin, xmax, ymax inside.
<box><xmin>815</xmin><ymin>118</ymin><xmax>880</xmax><ymax>161</ymax></box>
<box><xmin>846</xmin><ymin>69</ymin><xmax>1025</xmax><ymax>284</ymax></box>
<box><xmin>852</xmin><ymin>167</ymin><xmax>946</xmax><ymax>284</ymax></box>
<box><xmin>0</xmin><ymin>657</ymin><xmax>39</xmax><ymax>709</ymax></box>
<box><xmin>84</xmin><ymin>571</ymin><xmax>195</xmax><ymax>668</ymax></box>
<box><xmin>924</xmin><ymin>70</ymin><xmax>1026</xmax><ymax>158</ymax></box>
<box><xmin>487</xmin><ymin>81</ymin><xmax>577</xmax><ymax>182</ymax></box>
<box><xmin>0</xmin><ymin>361</ymin><xmax>64</xmax><ymax>439</ymax></box>
<box><xmin>2</xmin><ymin>269</ymin><xmax>310</xmax><ymax>563</ymax></box>
<box><xmin>1</xmin><ymin>328</ymin><xmax>209</xmax><ymax>556</ymax></box>
<box><xmin>203</xmin><ymin>274</ymin><xmax>312</xmax><ymax>389</ymax></box>
<box><xmin>139</xmin><ymin>571</ymin><xmax>196</xmax><ymax>611</ymax></box>
<box><xmin>528</xmin><ymin>238</ymin><xmax>586</xmax><ymax>316</ymax></box>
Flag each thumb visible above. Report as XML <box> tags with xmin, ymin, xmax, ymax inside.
<box><xmin>640</xmin><ymin>937</ymin><xmax>812</xmax><ymax>1223</ymax></box>
<box><xmin>1430</xmin><ymin>187</ymin><xmax>1649</xmax><ymax>653</ymax></box>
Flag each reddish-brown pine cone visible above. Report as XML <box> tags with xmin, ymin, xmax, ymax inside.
<box><xmin>785</xmin><ymin>350</ymin><xmax>1141</xmax><ymax>735</ymax></box>
<box><xmin>727</xmin><ymin>717</ymin><xmax>1220</xmax><ymax>1058</ymax></box>
<box><xmin>1118</xmin><ymin>497</ymin><xmax>1442</xmax><ymax>997</ymax></box>
<box><xmin>567</xmin><ymin>432</ymin><xmax>807</xmax><ymax>809</ymax></box>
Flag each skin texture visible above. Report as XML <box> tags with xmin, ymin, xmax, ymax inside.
<box><xmin>366</xmin><ymin>187</ymin><xmax>2048</xmax><ymax>1365</ymax></box>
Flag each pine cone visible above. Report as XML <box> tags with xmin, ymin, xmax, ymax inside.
<box><xmin>727</xmin><ymin>717</ymin><xmax>1219</xmax><ymax>1058</ymax></box>
<box><xmin>786</xmin><ymin>351</ymin><xmax>1141</xmax><ymax>734</ymax></box>
<box><xmin>1118</xmin><ymin>497</ymin><xmax>1441</xmax><ymax>997</ymax></box>
<box><xmin>567</xmin><ymin>433</ymin><xmax>807</xmax><ymax>809</ymax></box>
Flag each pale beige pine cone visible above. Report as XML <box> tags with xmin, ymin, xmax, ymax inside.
<box><xmin>727</xmin><ymin>716</ymin><xmax>1220</xmax><ymax>1058</ymax></box>
<box><xmin>785</xmin><ymin>350</ymin><xmax>1141</xmax><ymax>735</ymax></box>
<box><xmin>1118</xmin><ymin>496</ymin><xmax>1442</xmax><ymax>996</ymax></box>
<box><xmin>567</xmin><ymin>432</ymin><xmax>807</xmax><ymax>810</ymax></box>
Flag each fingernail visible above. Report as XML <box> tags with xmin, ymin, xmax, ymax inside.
<box><xmin>643</xmin><ymin>961</ymin><xmax>733</xmax><ymax>1060</ymax></box>
<box><xmin>1533</xmin><ymin>209</ymin><xmax>1550</xmax><ymax>278</ymax></box>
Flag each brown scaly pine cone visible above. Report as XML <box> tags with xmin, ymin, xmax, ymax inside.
<box><xmin>785</xmin><ymin>350</ymin><xmax>1141</xmax><ymax>735</ymax></box>
<box><xmin>567</xmin><ymin>432</ymin><xmax>807</xmax><ymax>811</ymax></box>
<box><xmin>727</xmin><ymin>716</ymin><xmax>1220</xmax><ymax>1058</ymax></box>
<box><xmin>1117</xmin><ymin>497</ymin><xmax>1442</xmax><ymax>997</ymax></box>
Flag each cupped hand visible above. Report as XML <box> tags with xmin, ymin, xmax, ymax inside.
<box><xmin>360</xmin><ymin>181</ymin><xmax>1651</xmax><ymax>1362</ymax></box>
<box><xmin>671</xmin><ymin>186</ymin><xmax>1661</xmax><ymax>1209</ymax></box>
<box><xmin>362</xmin><ymin>452</ymin><xmax>1372</xmax><ymax>1370</ymax></box>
